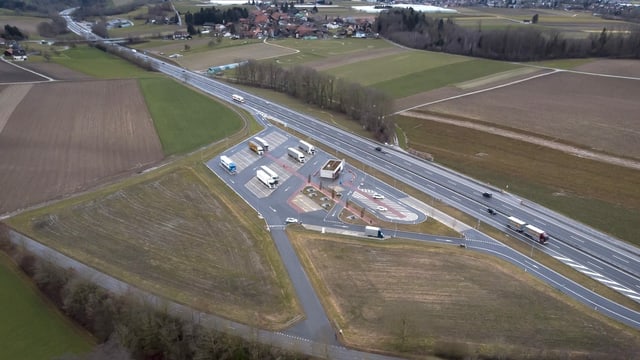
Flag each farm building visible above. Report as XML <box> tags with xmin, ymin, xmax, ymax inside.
<box><xmin>320</xmin><ymin>159</ymin><xmax>344</xmax><ymax>179</ymax></box>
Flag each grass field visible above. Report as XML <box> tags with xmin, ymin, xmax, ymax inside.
<box><xmin>53</xmin><ymin>46</ymin><xmax>160</xmax><ymax>79</ymax></box>
<box><xmin>139</xmin><ymin>77</ymin><xmax>244</xmax><ymax>155</ymax></box>
<box><xmin>290</xmin><ymin>232</ymin><xmax>640</xmax><ymax>358</ymax></box>
<box><xmin>372</xmin><ymin>58</ymin><xmax>521</xmax><ymax>98</ymax></box>
<box><xmin>8</xmin><ymin>167</ymin><xmax>299</xmax><ymax>330</ymax></box>
<box><xmin>395</xmin><ymin>115</ymin><xmax>640</xmax><ymax>246</ymax></box>
<box><xmin>0</xmin><ymin>14</ymin><xmax>49</xmax><ymax>39</ymax></box>
<box><xmin>0</xmin><ymin>254</ymin><xmax>94</xmax><ymax>359</ymax></box>
<box><xmin>272</xmin><ymin>37</ymin><xmax>393</xmax><ymax>66</ymax></box>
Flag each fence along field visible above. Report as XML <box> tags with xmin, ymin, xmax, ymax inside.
<box><xmin>0</xmin><ymin>79</ymin><xmax>164</xmax><ymax>215</ymax></box>
<box><xmin>13</xmin><ymin>168</ymin><xmax>299</xmax><ymax>329</ymax></box>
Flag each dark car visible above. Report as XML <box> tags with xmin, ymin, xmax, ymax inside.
<box><xmin>482</xmin><ymin>192</ymin><xmax>493</xmax><ymax>198</ymax></box>
<box><xmin>375</xmin><ymin>146</ymin><xmax>382</xmax><ymax>152</ymax></box>
<box><xmin>487</xmin><ymin>208</ymin><xmax>497</xmax><ymax>215</ymax></box>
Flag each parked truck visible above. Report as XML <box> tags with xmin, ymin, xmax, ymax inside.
<box><xmin>249</xmin><ymin>140</ymin><xmax>264</xmax><ymax>155</ymax></box>
<box><xmin>219</xmin><ymin>155</ymin><xmax>236</xmax><ymax>174</ymax></box>
<box><xmin>287</xmin><ymin>147</ymin><xmax>306</xmax><ymax>163</ymax></box>
<box><xmin>254</xmin><ymin>137</ymin><xmax>269</xmax><ymax>151</ymax></box>
<box><xmin>256</xmin><ymin>169</ymin><xmax>275</xmax><ymax>189</ymax></box>
<box><xmin>507</xmin><ymin>216</ymin><xmax>548</xmax><ymax>244</ymax></box>
<box><xmin>298</xmin><ymin>140</ymin><xmax>316</xmax><ymax>155</ymax></box>
<box><xmin>260</xmin><ymin>165</ymin><xmax>279</xmax><ymax>184</ymax></box>
<box><xmin>365</xmin><ymin>226</ymin><xmax>384</xmax><ymax>239</ymax></box>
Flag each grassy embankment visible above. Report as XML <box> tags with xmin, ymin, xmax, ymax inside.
<box><xmin>290</xmin><ymin>231</ymin><xmax>640</xmax><ymax>359</ymax></box>
<box><xmin>0</xmin><ymin>254</ymin><xmax>94</xmax><ymax>359</ymax></box>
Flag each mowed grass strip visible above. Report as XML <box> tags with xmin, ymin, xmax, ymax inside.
<box><xmin>14</xmin><ymin>168</ymin><xmax>299</xmax><ymax>329</ymax></box>
<box><xmin>396</xmin><ymin>116</ymin><xmax>640</xmax><ymax>246</ymax></box>
<box><xmin>290</xmin><ymin>233</ymin><xmax>640</xmax><ymax>358</ymax></box>
<box><xmin>53</xmin><ymin>46</ymin><xmax>160</xmax><ymax>79</ymax></box>
<box><xmin>0</xmin><ymin>254</ymin><xmax>94</xmax><ymax>359</ymax></box>
<box><xmin>139</xmin><ymin>77</ymin><xmax>244</xmax><ymax>155</ymax></box>
<box><xmin>274</xmin><ymin>38</ymin><xmax>393</xmax><ymax>66</ymax></box>
<box><xmin>326</xmin><ymin>50</ymin><xmax>470</xmax><ymax>86</ymax></box>
<box><xmin>372</xmin><ymin>59</ymin><xmax>521</xmax><ymax>98</ymax></box>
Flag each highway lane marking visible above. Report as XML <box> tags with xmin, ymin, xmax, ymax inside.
<box><xmin>537</xmin><ymin>220</ymin><xmax>547</xmax><ymax>226</ymax></box>
<box><xmin>569</xmin><ymin>235</ymin><xmax>585</xmax><ymax>243</ymax></box>
<box><xmin>586</xmin><ymin>261</ymin><xmax>603</xmax><ymax>270</ymax></box>
<box><xmin>596</xmin><ymin>278</ymin><xmax>620</xmax><ymax>285</ymax></box>
<box><xmin>548</xmin><ymin>243</ymin><xmax>560</xmax><ymax>249</ymax></box>
<box><xmin>581</xmin><ymin>270</ymin><xmax>603</xmax><ymax>278</ymax></box>
<box><xmin>629</xmin><ymin>294</ymin><xmax>640</xmax><ymax>301</ymax></box>
<box><xmin>567</xmin><ymin>262</ymin><xmax>588</xmax><ymax>270</ymax></box>
<box><xmin>451</xmin><ymin>195</ymin><xmax>459</xmax><ymax>201</ymax></box>
<box><xmin>610</xmin><ymin>286</ymin><xmax>639</xmax><ymax>294</ymax></box>
<box><xmin>503</xmin><ymin>205</ymin><xmax>512</xmax><ymax>210</ymax></box>
<box><xmin>447</xmin><ymin>180</ymin><xmax>457</xmax><ymax>186</ymax></box>
<box><xmin>426</xmin><ymin>184</ymin><xmax>435</xmax><ymax>189</ymax></box>
<box><xmin>553</xmin><ymin>255</ymin><xmax>572</xmax><ymax>262</ymax></box>
<box><xmin>612</xmin><ymin>254</ymin><xmax>630</xmax><ymax>264</ymax></box>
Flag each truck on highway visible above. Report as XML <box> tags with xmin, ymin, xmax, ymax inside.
<box><xmin>524</xmin><ymin>224</ymin><xmax>549</xmax><ymax>244</ymax></box>
<box><xmin>298</xmin><ymin>140</ymin><xmax>316</xmax><ymax>155</ymax></box>
<box><xmin>249</xmin><ymin>140</ymin><xmax>264</xmax><ymax>155</ymax></box>
<box><xmin>287</xmin><ymin>147</ymin><xmax>306</xmax><ymax>163</ymax></box>
<box><xmin>365</xmin><ymin>226</ymin><xmax>384</xmax><ymax>239</ymax></box>
<box><xmin>260</xmin><ymin>165</ymin><xmax>279</xmax><ymax>184</ymax></box>
<box><xmin>219</xmin><ymin>155</ymin><xmax>236</xmax><ymax>174</ymax></box>
<box><xmin>256</xmin><ymin>169</ymin><xmax>276</xmax><ymax>189</ymax></box>
<box><xmin>507</xmin><ymin>216</ymin><xmax>548</xmax><ymax>244</ymax></box>
<box><xmin>254</xmin><ymin>137</ymin><xmax>269</xmax><ymax>151</ymax></box>
<box><xmin>232</xmin><ymin>94</ymin><xmax>245</xmax><ymax>103</ymax></box>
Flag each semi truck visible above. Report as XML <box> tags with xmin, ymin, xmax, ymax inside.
<box><xmin>256</xmin><ymin>169</ymin><xmax>275</xmax><ymax>189</ymax></box>
<box><xmin>248</xmin><ymin>140</ymin><xmax>264</xmax><ymax>155</ymax></box>
<box><xmin>232</xmin><ymin>94</ymin><xmax>245</xmax><ymax>103</ymax></box>
<box><xmin>287</xmin><ymin>147</ymin><xmax>306</xmax><ymax>163</ymax></box>
<box><xmin>219</xmin><ymin>155</ymin><xmax>236</xmax><ymax>174</ymax></box>
<box><xmin>260</xmin><ymin>165</ymin><xmax>279</xmax><ymax>184</ymax></box>
<box><xmin>507</xmin><ymin>216</ymin><xmax>548</xmax><ymax>244</ymax></box>
<box><xmin>298</xmin><ymin>140</ymin><xmax>316</xmax><ymax>155</ymax></box>
<box><xmin>365</xmin><ymin>226</ymin><xmax>384</xmax><ymax>239</ymax></box>
<box><xmin>254</xmin><ymin>137</ymin><xmax>269</xmax><ymax>151</ymax></box>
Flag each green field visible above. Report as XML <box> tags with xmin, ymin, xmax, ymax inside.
<box><xmin>53</xmin><ymin>46</ymin><xmax>159</xmax><ymax>79</ymax></box>
<box><xmin>273</xmin><ymin>37</ymin><xmax>393</xmax><ymax>66</ymax></box>
<box><xmin>0</xmin><ymin>255</ymin><xmax>94</xmax><ymax>359</ymax></box>
<box><xmin>139</xmin><ymin>77</ymin><xmax>245</xmax><ymax>155</ymax></box>
<box><xmin>372</xmin><ymin>59</ymin><xmax>521</xmax><ymax>98</ymax></box>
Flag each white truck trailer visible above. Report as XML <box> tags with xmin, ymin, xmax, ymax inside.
<box><xmin>254</xmin><ymin>137</ymin><xmax>269</xmax><ymax>151</ymax></box>
<box><xmin>248</xmin><ymin>140</ymin><xmax>264</xmax><ymax>155</ymax></box>
<box><xmin>256</xmin><ymin>169</ymin><xmax>275</xmax><ymax>189</ymax></box>
<box><xmin>232</xmin><ymin>94</ymin><xmax>245</xmax><ymax>103</ymax></box>
<box><xmin>219</xmin><ymin>155</ymin><xmax>237</xmax><ymax>174</ymax></box>
<box><xmin>298</xmin><ymin>140</ymin><xmax>316</xmax><ymax>155</ymax></box>
<box><xmin>507</xmin><ymin>216</ymin><xmax>527</xmax><ymax>232</ymax></box>
<box><xmin>364</xmin><ymin>226</ymin><xmax>384</xmax><ymax>239</ymax></box>
<box><xmin>287</xmin><ymin>147</ymin><xmax>306</xmax><ymax>163</ymax></box>
<box><xmin>524</xmin><ymin>224</ymin><xmax>549</xmax><ymax>244</ymax></box>
<box><xmin>260</xmin><ymin>165</ymin><xmax>279</xmax><ymax>184</ymax></box>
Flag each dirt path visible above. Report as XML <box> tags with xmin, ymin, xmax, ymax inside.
<box><xmin>402</xmin><ymin>111</ymin><xmax>640</xmax><ymax>171</ymax></box>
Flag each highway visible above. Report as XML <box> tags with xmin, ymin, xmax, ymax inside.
<box><xmin>62</xmin><ymin>8</ymin><xmax>640</xmax><ymax>346</ymax></box>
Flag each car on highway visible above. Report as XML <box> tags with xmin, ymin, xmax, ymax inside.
<box><xmin>285</xmin><ymin>217</ymin><xmax>299</xmax><ymax>224</ymax></box>
<box><xmin>376</xmin><ymin>206</ymin><xmax>388</xmax><ymax>212</ymax></box>
<box><xmin>375</xmin><ymin>146</ymin><xmax>382</xmax><ymax>152</ymax></box>
<box><xmin>482</xmin><ymin>192</ymin><xmax>493</xmax><ymax>198</ymax></box>
<box><xmin>372</xmin><ymin>193</ymin><xmax>384</xmax><ymax>199</ymax></box>
<box><xmin>487</xmin><ymin>208</ymin><xmax>497</xmax><ymax>215</ymax></box>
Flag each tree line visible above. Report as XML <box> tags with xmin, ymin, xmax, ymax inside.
<box><xmin>0</xmin><ymin>223</ymin><xmax>309</xmax><ymax>360</ymax></box>
<box><xmin>374</xmin><ymin>8</ymin><xmax>640</xmax><ymax>61</ymax></box>
<box><xmin>234</xmin><ymin>60</ymin><xmax>395</xmax><ymax>142</ymax></box>
<box><xmin>185</xmin><ymin>7</ymin><xmax>249</xmax><ymax>27</ymax></box>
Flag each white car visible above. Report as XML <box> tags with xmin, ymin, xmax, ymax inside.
<box><xmin>372</xmin><ymin>193</ymin><xmax>384</xmax><ymax>199</ymax></box>
<box><xmin>285</xmin><ymin>217</ymin><xmax>299</xmax><ymax>224</ymax></box>
<box><xmin>376</xmin><ymin>206</ymin><xmax>388</xmax><ymax>212</ymax></box>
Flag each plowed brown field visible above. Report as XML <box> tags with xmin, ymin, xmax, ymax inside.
<box><xmin>0</xmin><ymin>80</ymin><xmax>163</xmax><ymax>215</ymax></box>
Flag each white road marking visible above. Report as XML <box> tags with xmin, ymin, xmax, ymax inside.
<box><xmin>451</xmin><ymin>196</ymin><xmax>459</xmax><ymax>201</ymax></box>
<box><xmin>549</xmin><ymin>243</ymin><xmax>560</xmax><ymax>249</ymax></box>
<box><xmin>613</xmin><ymin>254</ymin><xmax>630</xmax><ymax>264</ymax></box>
<box><xmin>570</xmin><ymin>235</ymin><xmax>584</xmax><ymax>243</ymax></box>
<box><xmin>596</xmin><ymin>278</ymin><xmax>620</xmax><ymax>286</ymax></box>
<box><xmin>611</xmin><ymin>286</ymin><xmax>638</xmax><ymax>294</ymax></box>
<box><xmin>447</xmin><ymin>180</ymin><xmax>456</xmax><ymax>186</ymax></box>
<box><xmin>503</xmin><ymin>205</ymin><xmax>512</xmax><ymax>211</ymax></box>
<box><xmin>269</xmin><ymin>206</ymin><xmax>276</xmax><ymax>212</ymax></box>
<box><xmin>553</xmin><ymin>255</ymin><xmax>572</xmax><ymax>262</ymax></box>
<box><xmin>567</xmin><ymin>262</ymin><xmax>588</xmax><ymax>270</ymax></box>
<box><xmin>581</xmin><ymin>270</ymin><xmax>603</xmax><ymax>278</ymax></box>
<box><xmin>587</xmin><ymin>261</ymin><xmax>603</xmax><ymax>270</ymax></box>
